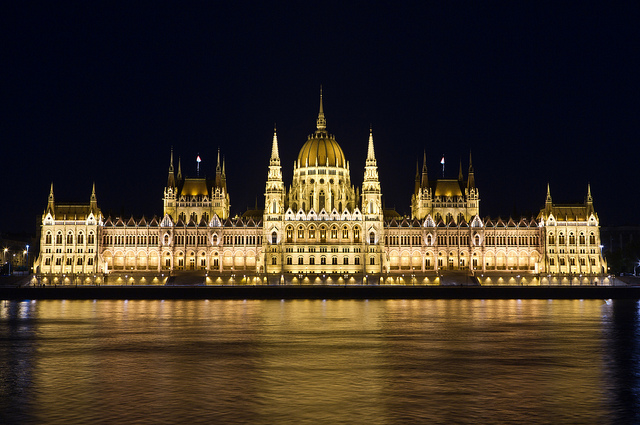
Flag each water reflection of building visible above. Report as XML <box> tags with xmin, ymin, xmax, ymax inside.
<box><xmin>33</xmin><ymin>91</ymin><xmax>607</xmax><ymax>285</ymax></box>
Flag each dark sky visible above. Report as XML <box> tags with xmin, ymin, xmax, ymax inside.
<box><xmin>3</xmin><ymin>2</ymin><xmax>639</xmax><ymax>234</ymax></box>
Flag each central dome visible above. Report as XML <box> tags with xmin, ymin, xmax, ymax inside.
<box><xmin>297</xmin><ymin>134</ymin><xmax>346</xmax><ymax>168</ymax></box>
<box><xmin>296</xmin><ymin>87</ymin><xmax>347</xmax><ymax>168</ymax></box>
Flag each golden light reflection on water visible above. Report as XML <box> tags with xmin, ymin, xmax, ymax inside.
<box><xmin>0</xmin><ymin>299</ymin><xmax>638</xmax><ymax>424</ymax></box>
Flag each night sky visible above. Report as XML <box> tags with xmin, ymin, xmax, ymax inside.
<box><xmin>3</xmin><ymin>3</ymin><xmax>639</xmax><ymax>235</ymax></box>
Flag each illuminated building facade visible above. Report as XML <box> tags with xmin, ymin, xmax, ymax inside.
<box><xmin>34</xmin><ymin>92</ymin><xmax>608</xmax><ymax>285</ymax></box>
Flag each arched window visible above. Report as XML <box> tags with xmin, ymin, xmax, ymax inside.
<box><xmin>308</xmin><ymin>226</ymin><xmax>315</xmax><ymax>239</ymax></box>
<box><xmin>318</xmin><ymin>191</ymin><xmax>325</xmax><ymax>211</ymax></box>
<box><xmin>271</xmin><ymin>231</ymin><xmax>277</xmax><ymax>244</ymax></box>
<box><xmin>331</xmin><ymin>226</ymin><xmax>338</xmax><ymax>239</ymax></box>
<box><xmin>286</xmin><ymin>227</ymin><xmax>293</xmax><ymax>242</ymax></box>
<box><xmin>368</xmin><ymin>201</ymin><xmax>374</xmax><ymax>214</ymax></box>
<box><xmin>426</xmin><ymin>234</ymin><xmax>432</xmax><ymax>246</ymax></box>
<box><xmin>212</xmin><ymin>234</ymin><xmax>218</xmax><ymax>245</ymax></box>
<box><xmin>271</xmin><ymin>256</ymin><xmax>277</xmax><ymax>265</ymax></box>
<box><xmin>370</xmin><ymin>256</ymin><xmax>375</xmax><ymax>265</ymax></box>
<box><xmin>321</xmin><ymin>256</ymin><xmax>326</xmax><ymax>265</ymax></box>
<box><xmin>66</xmin><ymin>232</ymin><xmax>73</xmax><ymax>245</ymax></box>
<box><xmin>354</xmin><ymin>227</ymin><xmax>360</xmax><ymax>242</ymax></box>
<box><xmin>88</xmin><ymin>232</ymin><xmax>95</xmax><ymax>244</ymax></box>
<box><xmin>569</xmin><ymin>233</ymin><xmax>576</xmax><ymax>245</ymax></box>
<box><xmin>474</xmin><ymin>234</ymin><xmax>481</xmax><ymax>246</ymax></box>
<box><xmin>45</xmin><ymin>232</ymin><xmax>52</xmax><ymax>244</ymax></box>
<box><xmin>589</xmin><ymin>233</ymin><xmax>596</xmax><ymax>245</ymax></box>
<box><xmin>579</xmin><ymin>233</ymin><xmax>585</xmax><ymax>244</ymax></box>
<box><xmin>558</xmin><ymin>233</ymin><xmax>565</xmax><ymax>245</ymax></box>
<box><xmin>298</xmin><ymin>226</ymin><xmax>304</xmax><ymax>239</ymax></box>
<box><xmin>163</xmin><ymin>234</ymin><xmax>170</xmax><ymax>245</ymax></box>
<box><xmin>271</xmin><ymin>200</ymin><xmax>278</xmax><ymax>214</ymax></box>
<box><xmin>369</xmin><ymin>232</ymin><xmax>375</xmax><ymax>244</ymax></box>
<box><xmin>77</xmin><ymin>233</ymin><xmax>84</xmax><ymax>244</ymax></box>
<box><xmin>342</xmin><ymin>226</ymin><xmax>349</xmax><ymax>239</ymax></box>
<box><xmin>548</xmin><ymin>233</ymin><xmax>555</xmax><ymax>245</ymax></box>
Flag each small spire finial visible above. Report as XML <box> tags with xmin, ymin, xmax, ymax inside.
<box><xmin>316</xmin><ymin>85</ymin><xmax>326</xmax><ymax>131</ymax></box>
<box><xmin>587</xmin><ymin>183</ymin><xmax>593</xmax><ymax>202</ymax></box>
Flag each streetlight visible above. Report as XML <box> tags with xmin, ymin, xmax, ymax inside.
<box><xmin>3</xmin><ymin>248</ymin><xmax>7</xmax><ymax>275</ymax></box>
<box><xmin>25</xmin><ymin>245</ymin><xmax>29</xmax><ymax>275</ymax></box>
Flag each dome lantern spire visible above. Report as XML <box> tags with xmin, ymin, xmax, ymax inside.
<box><xmin>316</xmin><ymin>85</ymin><xmax>326</xmax><ymax>132</ymax></box>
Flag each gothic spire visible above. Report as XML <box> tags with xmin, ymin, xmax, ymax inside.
<box><xmin>271</xmin><ymin>125</ymin><xmax>280</xmax><ymax>164</ymax></box>
<box><xmin>90</xmin><ymin>182</ymin><xmax>98</xmax><ymax>213</ymax></box>
<box><xmin>458</xmin><ymin>159</ymin><xmax>464</xmax><ymax>181</ymax></box>
<box><xmin>587</xmin><ymin>183</ymin><xmax>593</xmax><ymax>204</ymax></box>
<box><xmin>421</xmin><ymin>150</ymin><xmax>428</xmax><ymax>188</ymax></box>
<box><xmin>467</xmin><ymin>151</ymin><xmax>475</xmax><ymax>189</ymax></box>
<box><xmin>316</xmin><ymin>85</ymin><xmax>326</xmax><ymax>132</ymax></box>
<box><xmin>546</xmin><ymin>183</ymin><xmax>552</xmax><ymax>204</ymax></box>
<box><xmin>216</xmin><ymin>148</ymin><xmax>221</xmax><ymax>172</ymax></box>
<box><xmin>366</xmin><ymin>126</ymin><xmax>376</xmax><ymax>161</ymax></box>
<box><xmin>47</xmin><ymin>182</ymin><xmax>55</xmax><ymax>214</ymax></box>
<box><xmin>177</xmin><ymin>157</ymin><xmax>182</xmax><ymax>181</ymax></box>
<box><xmin>167</xmin><ymin>147</ymin><xmax>176</xmax><ymax>187</ymax></box>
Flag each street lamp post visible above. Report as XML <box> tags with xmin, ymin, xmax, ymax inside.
<box><xmin>26</xmin><ymin>245</ymin><xmax>29</xmax><ymax>276</ymax></box>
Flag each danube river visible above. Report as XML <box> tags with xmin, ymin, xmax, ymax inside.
<box><xmin>1</xmin><ymin>299</ymin><xmax>638</xmax><ymax>424</ymax></box>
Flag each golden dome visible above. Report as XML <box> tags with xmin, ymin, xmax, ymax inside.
<box><xmin>297</xmin><ymin>135</ymin><xmax>346</xmax><ymax>168</ymax></box>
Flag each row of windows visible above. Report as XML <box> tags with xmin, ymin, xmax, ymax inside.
<box><xmin>45</xmin><ymin>232</ymin><xmax>95</xmax><ymax>245</ymax></box>
<box><xmin>285</xmin><ymin>226</ymin><xmax>361</xmax><ymax>241</ymax></box>
<box><xmin>549</xmin><ymin>257</ymin><xmax>597</xmax><ymax>266</ymax></box>
<box><xmin>43</xmin><ymin>257</ymin><xmax>95</xmax><ymax>266</ymax></box>
<box><xmin>104</xmin><ymin>235</ymin><xmax>160</xmax><ymax>245</ymax></box>
<box><xmin>548</xmin><ymin>233</ymin><xmax>596</xmax><ymax>245</ymax></box>
<box><xmin>277</xmin><ymin>256</ymin><xmax>365</xmax><ymax>266</ymax></box>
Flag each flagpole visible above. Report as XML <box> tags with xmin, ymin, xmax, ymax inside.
<box><xmin>441</xmin><ymin>155</ymin><xmax>445</xmax><ymax>178</ymax></box>
<box><xmin>196</xmin><ymin>154</ymin><xmax>201</xmax><ymax>177</ymax></box>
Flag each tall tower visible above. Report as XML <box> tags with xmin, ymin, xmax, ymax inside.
<box><xmin>361</xmin><ymin>127</ymin><xmax>384</xmax><ymax>273</ymax></box>
<box><xmin>163</xmin><ymin>149</ymin><xmax>178</xmax><ymax>219</ymax></box>
<box><xmin>264</xmin><ymin>127</ymin><xmax>286</xmax><ymax>273</ymax></box>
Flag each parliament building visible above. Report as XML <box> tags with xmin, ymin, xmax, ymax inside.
<box><xmin>34</xmin><ymin>92</ymin><xmax>608</xmax><ymax>285</ymax></box>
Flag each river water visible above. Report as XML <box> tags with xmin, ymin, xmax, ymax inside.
<box><xmin>0</xmin><ymin>299</ymin><xmax>638</xmax><ymax>424</ymax></box>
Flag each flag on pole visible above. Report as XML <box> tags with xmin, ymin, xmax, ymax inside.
<box><xmin>196</xmin><ymin>155</ymin><xmax>201</xmax><ymax>163</ymax></box>
<box><xmin>440</xmin><ymin>156</ymin><xmax>445</xmax><ymax>165</ymax></box>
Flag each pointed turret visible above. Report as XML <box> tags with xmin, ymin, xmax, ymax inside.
<box><xmin>545</xmin><ymin>183</ymin><xmax>553</xmax><ymax>212</ymax></box>
<box><xmin>586</xmin><ymin>183</ymin><xmax>594</xmax><ymax>214</ymax></box>
<box><xmin>47</xmin><ymin>182</ymin><xmax>55</xmax><ymax>214</ymax></box>
<box><xmin>270</xmin><ymin>125</ymin><xmax>281</xmax><ymax>165</ymax></box>
<box><xmin>467</xmin><ymin>151</ymin><xmax>475</xmax><ymax>189</ymax></box>
<box><xmin>366</xmin><ymin>126</ymin><xmax>376</xmax><ymax>162</ymax></box>
<box><xmin>167</xmin><ymin>147</ymin><xmax>176</xmax><ymax>187</ymax></box>
<box><xmin>90</xmin><ymin>182</ymin><xmax>99</xmax><ymax>215</ymax></box>
<box><xmin>177</xmin><ymin>157</ymin><xmax>182</xmax><ymax>181</ymax></box>
<box><xmin>421</xmin><ymin>151</ymin><xmax>429</xmax><ymax>188</ymax></box>
<box><xmin>215</xmin><ymin>148</ymin><xmax>223</xmax><ymax>188</ymax></box>
<box><xmin>458</xmin><ymin>159</ymin><xmax>464</xmax><ymax>181</ymax></box>
<box><xmin>316</xmin><ymin>86</ymin><xmax>327</xmax><ymax>132</ymax></box>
